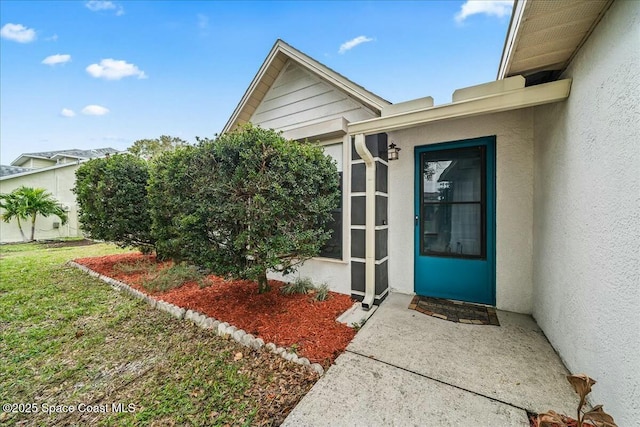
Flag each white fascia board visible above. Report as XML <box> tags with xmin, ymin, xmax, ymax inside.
<box><xmin>497</xmin><ymin>0</ymin><xmax>528</xmax><ymax>79</ymax></box>
<box><xmin>222</xmin><ymin>40</ymin><xmax>390</xmax><ymax>134</ymax></box>
<box><xmin>281</xmin><ymin>117</ymin><xmax>349</xmax><ymax>141</ymax></box>
<box><xmin>279</xmin><ymin>44</ymin><xmax>390</xmax><ymax>113</ymax></box>
<box><xmin>221</xmin><ymin>44</ymin><xmax>282</xmax><ymax>134</ymax></box>
<box><xmin>348</xmin><ymin>78</ymin><xmax>572</xmax><ymax>136</ymax></box>
<box><xmin>9</xmin><ymin>154</ymin><xmax>52</xmax><ymax>166</ymax></box>
<box><xmin>0</xmin><ymin>159</ymin><xmax>85</xmax><ymax>181</ymax></box>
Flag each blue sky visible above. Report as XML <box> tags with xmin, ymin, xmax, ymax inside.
<box><xmin>0</xmin><ymin>0</ymin><xmax>513</xmax><ymax>163</ymax></box>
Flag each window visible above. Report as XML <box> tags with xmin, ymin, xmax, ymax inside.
<box><xmin>420</xmin><ymin>146</ymin><xmax>486</xmax><ymax>259</ymax></box>
<box><xmin>319</xmin><ymin>172</ymin><xmax>342</xmax><ymax>259</ymax></box>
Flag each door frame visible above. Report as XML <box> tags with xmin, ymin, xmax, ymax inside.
<box><xmin>413</xmin><ymin>136</ymin><xmax>496</xmax><ymax>305</ymax></box>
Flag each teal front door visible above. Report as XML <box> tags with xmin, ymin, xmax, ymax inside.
<box><xmin>414</xmin><ymin>137</ymin><xmax>495</xmax><ymax>305</ymax></box>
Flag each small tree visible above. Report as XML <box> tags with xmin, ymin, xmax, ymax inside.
<box><xmin>0</xmin><ymin>186</ymin><xmax>68</xmax><ymax>241</ymax></box>
<box><xmin>73</xmin><ymin>154</ymin><xmax>155</xmax><ymax>252</ymax></box>
<box><xmin>149</xmin><ymin>125</ymin><xmax>340</xmax><ymax>293</ymax></box>
<box><xmin>128</xmin><ymin>135</ymin><xmax>188</xmax><ymax>160</ymax></box>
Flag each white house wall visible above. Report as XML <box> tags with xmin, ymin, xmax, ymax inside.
<box><xmin>387</xmin><ymin>109</ymin><xmax>535</xmax><ymax>314</ymax></box>
<box><xmin>250</xmin><ymin>61</ymin><xmax>377</xmax><ymax>132</ymax></box>
<box><xmin>0</xmin><ymin>165</ymin><xmax>83</xmax><ymax>242</ymax></box>
<box><xmin>532</xmin><ymin>1</ymin><xmax>640</xmax><ymax>424</ymax></box>
<box><xmin>19</xmin><ymin>158</ymin><xmax>56</xmax><ymax>169</ymax></box>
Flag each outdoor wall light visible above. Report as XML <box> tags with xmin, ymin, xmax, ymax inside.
<box><xmin>388</xmin><ymin>143</ymin><xmax>401</xmax><ymax>161</ymax></box>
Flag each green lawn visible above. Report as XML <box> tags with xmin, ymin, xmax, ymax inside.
<box><xmin>0</xmin><ymin>241</ymin><xmax>316</xmax><ymax>426</ymax></box>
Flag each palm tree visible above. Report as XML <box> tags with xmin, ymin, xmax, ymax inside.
<box><xmin>0</xmin><ymin>191</ymin><xmax>28</xmax><ymax>241</ymax></box>
<box><xmin>0</xmin><ymin>186</ymin><xmax>68</xmax><ymax>242</ymax></box>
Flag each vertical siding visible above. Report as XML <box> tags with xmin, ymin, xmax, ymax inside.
<box><xmin>250</xmin><ymin>61</ymin><xmax>377</xmax><ymax>131</ymax></box>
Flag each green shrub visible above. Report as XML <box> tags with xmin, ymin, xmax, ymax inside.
<box><xmin>148</xmin><ymin>124</ymin><xmax>340</xmax><ymax>293</ymax></box>
<box><xmin>73</xmin><ymin>154</ymin><xmax>155</xmax><ymax>253</ymax></box>
<box><xmin>147</xmin><ymin>145</ymin><xmax>201</xmax><ymax>262</ymax></box>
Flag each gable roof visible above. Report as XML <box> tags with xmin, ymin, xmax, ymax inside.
<box><xmin>222</xmin><ymin>39</ymin><xmax>391</xmax><ymax>134</ymax></box>
<box><xmin>498</xmin><ymin>0</ymin><xmax>613</xmax><ymax>80</ymax></box>
<box><xmin>0</xmin><ymin>165</ymin><xmax>34</xmax><ymax>177</ymax></box>
<box><xmin>0</xmin><ymin>159</ymin><xmax>86</xmax><ymax>181</ymax></box>
<box><xmin>10</xmin><ymin>147</ymin><xmax>119</xmax><ymax>166</ymax></box>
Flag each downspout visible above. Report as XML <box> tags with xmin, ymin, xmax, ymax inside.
<box><xmin>354</xmin><ymin>133</ymin><xmax>376</xmax><ymax>310</ymax></box>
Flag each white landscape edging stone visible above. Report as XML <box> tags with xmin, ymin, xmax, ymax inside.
<box><xmin>68</xmin><ymin>261</ymin><xmax>324</xmax><ymax>376</ymax></box>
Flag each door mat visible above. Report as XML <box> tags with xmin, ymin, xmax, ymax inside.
<box><xmin>409</xmin><ymin>295</ymin><xmax>500</xmax><ymax>326</ymax></box>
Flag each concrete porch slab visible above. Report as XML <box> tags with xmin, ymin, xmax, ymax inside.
<box><xmin>346</xmin><ymin>292</ymin><xmax>577</xmax><ymax>415</ymax></box>
<box><xmin>283</xmin><ymin>351</ymin><xmax>530</xmax><ymax>427</ymax></box>
<box><xmin>336</xmin><ymin>302</ymin><xmax>378</xmax><ymax>327</ymax></box>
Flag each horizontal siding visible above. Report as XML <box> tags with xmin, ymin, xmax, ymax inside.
<box><xmin>255</xmin><ymin>90</ymin><xmax>345</xmax><ymax>123</ymax></box>
<box><xmin>250</xmin><ymin>61</ymin><xmax>377</xmax><ymax>132</ymax></box>
<box><xmin>257</xmin><ymin>100</ymin><xmax>366</xmax><ymax>130</ymax></box>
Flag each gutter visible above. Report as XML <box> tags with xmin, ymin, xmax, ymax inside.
<box><xmin>354</xmin><ymin>133</ymin><xmax>376</xmax><ymax>310</ymax></box>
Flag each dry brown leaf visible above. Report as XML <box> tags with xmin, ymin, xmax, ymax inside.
<box><xmin>234</xmin><ymin>352</ymin><xmax>243</xmax><ymax>361</ymax></box>
<box><xmin>583</xmin><ymin>405</ymin><xmax>618</xmax><ymax>427</ymax></box>
<box><xmin>567</xmin><ymin>374</ymin><xmax>596</xmax><ymax>400</ymax></box>
<box><xmin>538</xmin><ymin>410</ymin><xmax>567</xmax><ymax>427</ymax></box>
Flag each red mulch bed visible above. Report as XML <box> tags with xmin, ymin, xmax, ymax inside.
<box><xmin>74</xmin><ymin>253</ymin><xmax>357</xmax><ymax>366</ymax></box>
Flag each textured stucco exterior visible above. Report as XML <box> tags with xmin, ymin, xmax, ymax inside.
<box><xmin>0</xmin><ymin>164</ymin><xmax>83</xmax><ymax>242</ymax></box>
<box><xmin>387</xmin><ymin>108</ymin><xmax>535</xmax><ymax>314</ymax></box>
<box><xmin>531</xmin><ymin>1</ymin><xmax>640</xmax><ymax>424</ymax></box>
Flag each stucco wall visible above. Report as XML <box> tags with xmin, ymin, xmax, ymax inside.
<box><xmin>387</xmin><ymin>108</ymin><xmax>535</xmax><ymax>314</ymax></box>
<box><xmin>532</xmin><ymin>1</ymin><xmax>640</xmax><ymax>424</ymax></box>
<box><xmin>0</xmin><ymin>165</ymin><xmax>83</xmax><ymax>242</ymax></box>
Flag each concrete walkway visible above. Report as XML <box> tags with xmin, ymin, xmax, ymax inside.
<box><xmin>284</xmin><ymin>292</ymin><xmax>577</xmax><ymax>426</ymax></box>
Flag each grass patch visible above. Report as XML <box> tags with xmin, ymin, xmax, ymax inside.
<box><xmin>143</xmin><ymin>263</ymin><xmax>209</xmax><ymax>291</ymax></box>
<box><xmin>0</xmin><ymin>242</ymin><xmax>316</xmax><ymax>426</ymax></box>
<box><xmin>113</xmin><ymin>258</ymin><xmax>158</xmax><ymax>275</ymax></box>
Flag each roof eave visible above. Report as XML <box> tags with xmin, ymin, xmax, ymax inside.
<box><xmin>0</xmin><ymin>159</ymin><xmax>86</xmax><ymax>180</ymax></box>
<box><xmin>222</xmin><ymin>39</ymin><xmax>391</xmax><ymax>135</ymax></box>
<box><xmin>9</xmin><ymin>154</ymin><xmax>52</xmax><ymax>166</ymax></box>
<box><xmin>348</xmin><ymin>78</ymin><xmax>572</xmax><ymax>136</ymax></box>
<box><xmin>498</xmin><ymin>0</ymin><xmax>529</xmax><ymax>80</ymax></box>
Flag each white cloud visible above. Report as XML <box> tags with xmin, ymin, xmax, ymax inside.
<box><xmin>60</xmin><ymin>108</ymin><xmax>76</xmax><ymax>117</ymax></box>
<box><xmin>0</xmin><ymin>23</ymin><xmax>37</xmax><ymax>43</ymax></box>
<box><xmin>338</xmin><ymin>36</ymin><xmax>374</xmax><ymax>54</ymax></box>
<box><xmin>42</xmin><ymin>54</ymin><xmax>71</xmax><ymax>65</ymax></box>
<box><xmin>46</xmin><ymin>34</ymin><xmax>59</xmax><ymax>42</ymax></box>
<box><xmin>197</xmin><ymin>14</ymin><xmax>209</xmax><ymax>30</ymax></box>
<box><xmin>82</xmin><ymin>105</ymin><xmax>110</xmax><ymax>116</ymax></box>
<box><xmin>455</xmin><ymin>1</ymin><xmax>513</xmax><ymax>23</ymax></box>
<box><xmin>86</xmin><ymin>59</ymin><xmax>147</xmax><ymax>80</ymax></box>
<box><xmin>85</xmin><ymin>1</ymin><xmax>124</xmax><ymax>16</ymax></box>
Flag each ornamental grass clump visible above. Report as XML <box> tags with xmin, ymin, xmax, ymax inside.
<box><xmin>281</xmin><ymin>277</ymin><xmax>316</xmax><ymax>295</ymax></box>
<box><xmin>313</xmin><ymin>283</ymin><xmax>330</xmax><ymax>302</ymax></box>
<box><xmin>143</xmin><ymin>263</ymin><xmax>208</xmax><ymax>292</ymax></box>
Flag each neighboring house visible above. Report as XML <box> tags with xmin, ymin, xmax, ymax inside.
<box><xmin>224</xmin><ymin>0</ymin><xmax>638</xmax><ymax>424</ymax></box>
<box><xmin>0</xmin><ymin>148</ymin><xmax>119</xmax><ymax>242</ymax></box>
